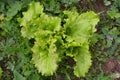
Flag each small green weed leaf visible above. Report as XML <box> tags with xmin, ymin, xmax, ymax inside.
<box><xmin>106</xmin><ymin>39</ymin><xmax>113</xmax><ymax>47</ymax></box>
<box><xmin>61</xmin><ymin>0</ymin><xmax>79</xmax><ymax>5</ymax></box>
<box><xmin>7</xmin><ymin>1</ymin><xmax>22</xmax><ymax>20</ymax></box>
<box><xmin>28</xmin><ymin>73</ymin><xmax>43</xmax><ymax>80</ymax></box>
<box><xmin>115</xmin><ymin>37</ymin><xmax>120</xmax><ymax>43</ymax></box>
<box><xmin>109</xmin><ymin>27</ymin><xmax>119</xmax><ymax>38</ymax></box>
<box><xmin>107</xmin><ymin>10</ymin><xmax>120</xmax><ymax>19</ymax></box>
<box><xmin>0</xmin><ymin>2</ymin><xmax>5</xmax><ymax>13</ymax></box>
<box><xmin>104</xmin><ymin>0</ymin><xmax>111</xmax><ymax>6</ymax></box>
<box><xmin>13</xmin><ymin>70</ymin><xmax>26</xmax><ymax>80</ymax></box>
<box><xmin>24</xmin><ymin>70</ymin><xmax>32</xmax><ymax>77</ymax></box>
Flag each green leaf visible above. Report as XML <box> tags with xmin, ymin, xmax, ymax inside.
<box><xmin>104</xmin><ymin>0</ymin><xmax>111</xmax><ymax>6</ymax></box>
<box><xmin>20</xmin><ymin>1</ymin><xmax>43</xmax><ymax>39</ymax></box>
<box><xmin>13</xmin><ymin>70</ymin><xmax>26</xmax><ymax>80</ymax></box>
<box><xmin>32</xmin><ymin>38</ymin><xmax>60</xmax><ymax>76</ymax></box>
<box><xmin>20</xmin><ymin>1</ymin><xmax>61</xmax><ymax>39</ymax></box>
<box><xmin>28</xmin><ymin>73</ymin><xmax>43</xmax><ymax>80</ymax></box>
<box><xmin>107</xmin><ymin>10</ymin><xmax>120</xmax><ymax>19</ymax></box>
<box><xmin>64</xmin><ymin>11</ymin><xmax>99</xmax><ymax>44</ymax></box>
<box><xmin>115</xmin><ymin>37</ymin><xmax>120</xmax><ymax>44</ymax></box>
<box><xmin>7</xmin><ymin>1</ymin><xmax>22</xmax><ymax>20</ymax></box>
<box><xmin>61</xmin><ymin>0</ymin><xmax>79</xmax><ymax>5</ymax></box>
<box><xmin>73</xmin><ymin>45</ymin><xmax>92</xmax><ymax>77</ymax></box>
<box><xmin>21</xmin><ymin>1</ymin><xmax>43</xmax><ymax>26</ymax></box>
<box><xmin>0</xmin><ymin>67</ymin><xmax>2</xmax><ymax>79</ymax></box>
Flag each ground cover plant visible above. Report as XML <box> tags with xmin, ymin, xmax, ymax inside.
<box><xmin>0</xmin><ymin>0</ymin><xmax>120</xmax><ymax>80</ymax></box>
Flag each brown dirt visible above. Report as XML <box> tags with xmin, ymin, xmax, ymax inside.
<box><xmin>116</xmin><ymin>78</ymin><xmax>120</xmax><ymax>80</ymax></box>
<box><xmin>0</xmin><ymin>56</ymin><xmax>13</xmax><ymax>80</ymax></box>
<box><xmin>102</xmin><ymin>57</ymin><xmax>120</xmax><ymax>80</ymax></box>
<box><xmin>78</xmin><ymin>0</ymin><xmax>111</xmax><ymax>13</ymax></box>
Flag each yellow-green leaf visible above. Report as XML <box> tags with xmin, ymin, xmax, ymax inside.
<box><xmin>74</xmin><ymin>45</ymin><xmax>92</xmax><ymax>77</ymax></box>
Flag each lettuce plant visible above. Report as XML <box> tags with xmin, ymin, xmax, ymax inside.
<box><xmin>19</xmin><ymin>1</ymin><xmax>99</xmax><ymax>77</ymax></box>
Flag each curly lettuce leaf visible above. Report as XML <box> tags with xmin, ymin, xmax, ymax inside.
<box><xmin>20</xmin><ymin>1</ymin><xmax>43</xmax><ymax>38</ymax></box>
<box><xmin>73</xmin><ymin>45</ymin><xmax>92</xmax><ymax>77</ymax></box>
<box><xmin>32</xmin><ymin>37</ymin><xmax>60</xmax><ymax>76</ymax></box>
<box><xmin>19</xmin><ymin>1</ymin><xmax>61</xmax><ymax>39</ymax></box>
<box><xmin>64</xmin><ymin>11</ymin><xmax>99</xmax><ymax>45</ymax></box>
<box><xmin>31</xmin><ymin>24</ymin><xmax>62</xmax><ymax>75</ymax></box>
<box><xmin>38</xmin><ymin>14</ymin><xmax>61</xmax><ymax>32</ymax></box>
<box><xmin>0</xmin><ymin>67</ymin><xmax>2</xmax><ymax>79</ymax></box>
<box><xmin>64</xmin><ymin>11</ymin><xmax>99</xmax><ymax>77</ymax></box>
<box><xmin>21</xmin><ymin>1</ymin><xmax>43</xmax><ymax>27</ymax></box>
